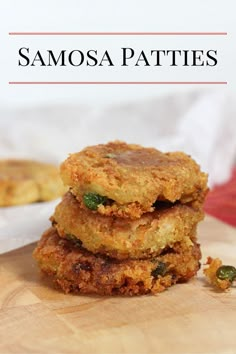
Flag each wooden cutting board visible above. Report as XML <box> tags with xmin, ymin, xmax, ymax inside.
<box><xmin>0</xmin><ymin>215</ymin><xmax>235</xmax><ymax>354</ymax></box>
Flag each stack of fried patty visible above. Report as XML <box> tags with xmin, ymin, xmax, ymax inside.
<box><xmin>33</xmin><ymin>141</ymin><xmax>208</xmax><ymax>296</ymax></box>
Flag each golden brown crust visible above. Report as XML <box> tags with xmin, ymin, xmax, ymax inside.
<box><xmin>33</xmin><ymin>227</ymin><xmax>201</xmax><ymax>296</ymax></box>
<box><xmin>60</xmin><ymin>141</ymin><xmax>208</xmax><ymax>218</ymax></box>
<box><xmin>52</xmin><ymin>192</ymin><xmax>204</xmax><ymax>260</ymax></box>
<box><xmin>0</xmin><ymin>159</ymin><xmax>67</xmax><ymax>206</ymax></box>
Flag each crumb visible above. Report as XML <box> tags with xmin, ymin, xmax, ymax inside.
<box><xmin>203</xmin><ymin>257</ymin><xmax>236</xmax><ymax>291</ymax></box>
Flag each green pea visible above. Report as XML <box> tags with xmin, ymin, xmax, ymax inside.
<box><xmin>151</xmin><ymin>261</ymin><xmax>168</xmax><ymax>278</ymax></box>
<box><xmin>83</xmin><ymin>192</ymin><xmax>107</xmax><ymax>210</ymax></box>
<box><xmin>104</xmin><ymin>153</ymin><xmax>116</xmax><ymax>158</ymax></box>
<box><xmin>216</xmin><ymin>265</ymin><xmax>236</xmax><ymax>282</ymax></box>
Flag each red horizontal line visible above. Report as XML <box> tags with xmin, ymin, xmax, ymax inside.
<box><xmin>9</xmin><ymin>32</ymin><xmax>227</xmax><ymax>36</ymax></box>
<box><xmin>9</xmin><ymin>81</ymin><xmax>227</xmax><ymax>85</ymax></box>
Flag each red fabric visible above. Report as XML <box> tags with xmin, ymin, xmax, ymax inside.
<box><xmin>204</xmin><ymin>168</ymin><xmax>236</xmax><ymax>227</ymax></box>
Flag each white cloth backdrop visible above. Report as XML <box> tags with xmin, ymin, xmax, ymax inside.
<box><xmin>0</xmin><ymin>89</ymin><xmax>236</xmax><ymax>253</ymax></box>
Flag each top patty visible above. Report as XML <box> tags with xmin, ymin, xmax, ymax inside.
<box><xmin>60</xmin><ymin>141</ymin><xmax>208</xmax><ymax>218</ymax></box>
<box><xmin>0</xmin><ymin>159</ymin><xmax>67</xmax><ymax>206</ymax></box>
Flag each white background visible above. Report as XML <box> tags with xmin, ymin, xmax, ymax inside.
<box><xmin>0</xmin><ymin>0</ymin><xmax>235</xmax><ymax>108</ymax></box>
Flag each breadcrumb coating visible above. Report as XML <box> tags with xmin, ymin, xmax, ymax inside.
<box><xmin>52</xmin><ymin>192</ymin><xmax>204</xmax><ymax>260</ymax></box>
<box><xmin>60</xmin><ymin>141</ymin><xmax>208</xmax><ymax>218</ymax></box>
<box><xmin>33</xmin><ymin>227</ymin><xmax>201</xmax><ymax>296</ymax></box>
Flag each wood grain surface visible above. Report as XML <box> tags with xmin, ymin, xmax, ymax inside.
<box><xmin>0</xmin><ymin>215</ymin><xmax>235</xmax><ymax>354</ymax></box>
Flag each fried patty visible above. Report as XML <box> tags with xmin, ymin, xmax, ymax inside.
<box><xmin>52</xmin><ymin>192</ymin><xmax>204</xmax><ymax>260</ymax></box>
<box><xmin>0</xmin><ymin>159</ymin><xmax>67</xmax><ymax>206</ymax></box>
<box><xmin>33</xmin><ymin>227</ymin><xmax>201</xmax><ymax>296</ymax></box>
<box><xmin>60</xmin><ymin>141</ymin><xmax>208</xmax><ymax>218</ymax></box>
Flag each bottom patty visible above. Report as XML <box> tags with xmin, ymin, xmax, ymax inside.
<box><xmin>33</xmin><ymin>227</ymin><xmax>201</xmax><ymax>296</ymax></box>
